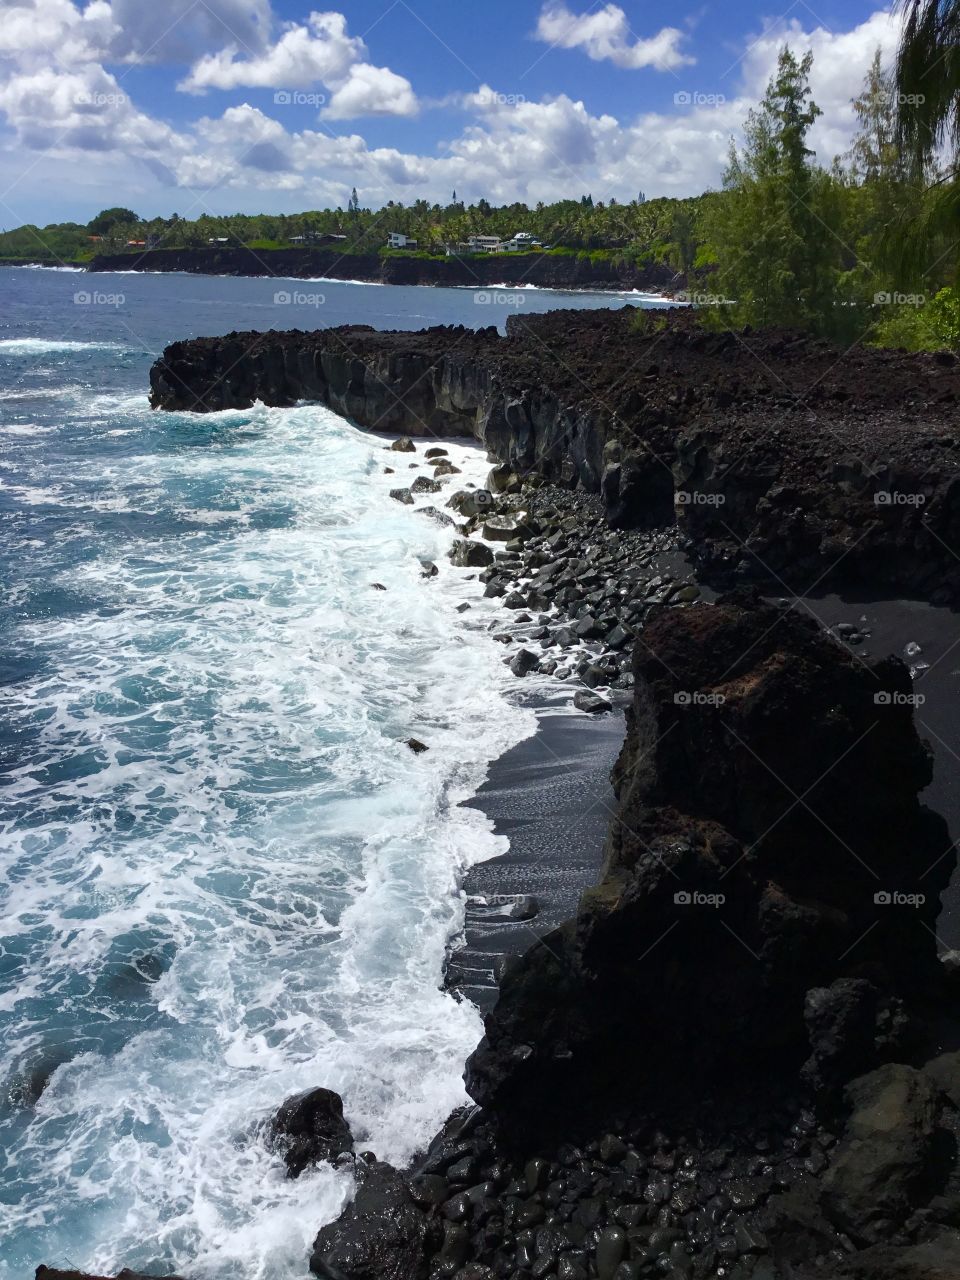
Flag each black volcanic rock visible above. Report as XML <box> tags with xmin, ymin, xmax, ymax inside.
<box><xmin>464</xmin><ymin>593</ymin><xmax>954</xmax><ymax>1146</ymax></box>
<box><xmin>149</xmin><ymin>309</ymin><xmax>960</xmax><ymax>602</ymax></box>
<box><xmin>269</xmin><ymin>1087</ymin><xmax>354</xmax><ymax>1177</ymax></box>
<box><xmin>309</xmin><ymin>1160</ymin><xmax>437</xmax><ymax>1280</ymax></box>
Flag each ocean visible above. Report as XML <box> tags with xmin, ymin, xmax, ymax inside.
<box><xmin>0</xmin><ymin>267</ymin><xmax>663</xmax><ymax>1278</ymax></box>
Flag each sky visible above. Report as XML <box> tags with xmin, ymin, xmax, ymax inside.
<box><xmin>0</xmin><ymin>0</ymin><xmax>903</xmax><ymax>227</ymax></box>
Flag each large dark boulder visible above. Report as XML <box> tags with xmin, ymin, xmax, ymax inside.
<box><xmin>465</xmin><ymin>594</ymin><xmax>954</xmax><ymax>1145</ymax></box>
<box><xmin>270</xmin><ymin>1087</ymin><xmax>354</xmax><ymax>1177</ymax></box>
<box><xmin>309</xmin><ymin>1160</ymin><xmax>437</xmax><ymax>1280</ymax></box>
<box><xmin>821</xmin><ymin>1065</ymin><xmax>949</xmax><ymax>1244</ymax></box>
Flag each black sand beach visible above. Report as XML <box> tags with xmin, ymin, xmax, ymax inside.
<box><xmin>446</xmin><ymin>704</ymin><xmax>626</xmax><ymax>1010</ymax></box>
<box><xmin>795</xmin><ymin>592</ymin><xmax>960</xmax><ymax>946</ymax></box>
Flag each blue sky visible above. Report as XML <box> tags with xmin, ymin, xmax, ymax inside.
<box><xmin>0</xmin><ymin>0</ymin><xmax>900</xmax><ymax>226</ymax></box>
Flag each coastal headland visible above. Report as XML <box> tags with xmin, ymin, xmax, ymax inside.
<box><xmin>85</xmin><ymin>246</ymin><xmax>681</xmax><ymax>293</ymax></box>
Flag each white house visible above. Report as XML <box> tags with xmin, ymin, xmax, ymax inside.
<box><xmin>387</xmin><ymin>231</ymin><xmax>418</xmax><ymax>249</ymax></box>
<box><xmin>465</xmin><ymin>235</ymin><xmax>503</xmax><ymax>253</ymax></box>
<box><xmin>502</xmin><ymin>231</ymin><xmax>541</xmax><ymax>251</ymax></box>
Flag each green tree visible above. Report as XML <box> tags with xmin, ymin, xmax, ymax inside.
<box><xmin>705</xmin><ymin>48</ymin><xmax>841</xmax><ymax>332</ymax></box>
<box><xmin>88</xmin><ymin>207</ymin><xmax>140</xmax><ymax>235</ymax></box>
<box><xmin>891</xmin><ymin>0</ymin><xmax>960</xmax><ymax>283</ymax></box>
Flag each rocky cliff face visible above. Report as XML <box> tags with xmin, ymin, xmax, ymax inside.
<box><xmin>149</xmin><ymin>309</ymin><xmax>960</xmax><ymax>602</ymax></box>
<box><xmin>464</xmin><ymin>593</ymin><xmax>954</xmax><ymax>1145</ymax></box>
<box><xmin>89</xmin><ymin>245</ymin><xmax>680</xmax><ymax>292</ymax></box>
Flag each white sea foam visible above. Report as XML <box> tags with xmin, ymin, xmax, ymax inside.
<box><xmin>0</xmin><ymin>402</ymin><xmax>535</xmax><ymax>1280</ymax></box>
<box><xmin>0</xmin><ymin>338</ymin><xmax>123</xmax><ymax>355</ymax></box>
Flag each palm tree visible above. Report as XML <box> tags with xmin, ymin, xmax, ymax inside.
<box><xmin>893</xmin><ymin>0</ymin><xmax>959</xmax><ymax>278</ymax></box>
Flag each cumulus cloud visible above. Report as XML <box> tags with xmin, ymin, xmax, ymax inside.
<box><xmin>535</xmin><ymin>3</ymin><xmax>694</xmax><ymax>72</ymax></box>
<box><xmin>0</xmin><ymin>1</ymin><xmax>905</xmax><ymax>222</ymax></box>
<box><xmin>106</xmin><ymin>0</ymin><xmax>274</xmax><ymax>65</ymax></box>
<box><xmin>323</xmin><ymin>63</ymin><xmax>419</xmax><ymax>120</ymax></box>
<box><xmin>178</xmin><ymin>10</ymin><xmax>418</xmax><ymax>120</ymax></box>
<box><xmin>178</xmin><ymin>11</ymin><xmax>363</xmax><ymax>92</ymax></box>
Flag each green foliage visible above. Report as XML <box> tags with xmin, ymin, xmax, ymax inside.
<box><xmin>870</xmin><ymin>287</ymin><xmax>960</xmax><ymax>350</ymax></box>
<box><xmin>88</xmin><ymin>207</ymin><xmax>140</xmax><ymax>235</ymax></box>
<box><xmin>702</xmin><ymin>48</ymin><xmax>846</xmax><ymax>334</ymax></box>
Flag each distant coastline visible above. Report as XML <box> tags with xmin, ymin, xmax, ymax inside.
<box><xmin>71</xmin><ymin>245</ymin><xmax>684</xmax><ymax>293</ymax></box>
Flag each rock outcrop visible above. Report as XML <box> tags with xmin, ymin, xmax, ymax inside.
<box><xmin>149</xmin><ymin>309</ymin><xmax>960</xmax><ymax>601</ymax></box>
<box><xmin>269</xmin><ymin>1087</ymin><xmax>355</xmax><ymax>1177</ymax></box>
<box><xmin>465</xmin><ymin>593</ymin><xmax>954</xmax><ymax>1145</ymax></box>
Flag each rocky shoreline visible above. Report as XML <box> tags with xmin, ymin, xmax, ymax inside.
<box><xmin>38</xmin><ymin>310</ymin><xmax>960</xmax><ymax>1280</ymax></box>
<box><xmin>149</xmin><ymin>308</ymin><xmax>960</xmax><ymax>605</ymax></box>
<box><xmin>86</xmin><ymin>246</ymin><xmax>681</xmax><ymax>294</ymax></box>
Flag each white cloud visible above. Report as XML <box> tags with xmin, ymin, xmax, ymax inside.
<box><xmin>535</xmin><ymin>3</ymin><xmax>694</xmax><ymax>72</ymax></box>
<box><xmin>106</xmin><ymin>0</ymin><xmax>274</xmax><ymax>65</ymax></box>
<box><xmin>323</xmin><ymin>63</ymin><xmax>419</xmax><ymax>120</ymax></box>
<box><xmin>178</xmin><ymin>10</ymin><xmax>418</xmax><ymax>120</ymax></box>
<box><xmin>178</xmin><ymin>11</ymin><xmax>362</xmax><ymax>92</ymax></box>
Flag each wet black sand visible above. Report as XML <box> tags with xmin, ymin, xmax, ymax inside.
<box><xmin>796</xmin><ymin>591</ymin><xmax>960</xmax><ymax>946</ymax></box>
<box><xmin>446</xmin><ymin>703</ymin><xmax>625</xmax><ymax>1010</ymax></box>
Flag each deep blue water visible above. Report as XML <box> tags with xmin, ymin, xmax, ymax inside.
<box><xmin>0</xmin><ymin>268</ymin><xmax>660</xmax><ymax>1278</ymax></box>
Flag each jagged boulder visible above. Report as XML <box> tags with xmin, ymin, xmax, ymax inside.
<box><xmin>821</xmin><ymin>1065</ymin><xmax>946</xmax><ymax>1244</ymax></box>
<box><xmin>269</xmin><ymin>1087</ymin><xmax>354</xmax><ymax>1177</ymax></box>
<box><xmin>309</xmin><ymin>1160</ymin><xmax>437</xmax><ymax>1280</ymax></box>
<box><xmin>465</xmin><ymin>593</ymin><xmax>954</xmax><ymax>1145</ymax></box>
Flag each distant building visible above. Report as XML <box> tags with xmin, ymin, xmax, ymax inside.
<box><xmin>387</xmin><ymin>231</ymin><xmax>418</xmax><ymax>249</ymax></box>
<box><xmin>463</xmin><ymin>235</ymin><xmax>503</xmax><ymax>253</ymax></box>
<box><xmin>501</xmin><ymin>231</ymin><xmax>541</xmax><ymax>252</ymax></box>
<box><xmin>290</xmin><ymin>232</ymin><xmax>348</xmax><ymax>245</ymax></box>
<box><xmin>126</xmin><ymin>240</ymin><xmax>147</xmax><ymax>247</ymax></box>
